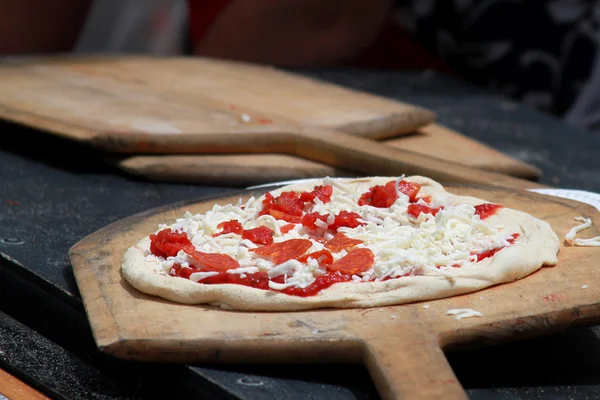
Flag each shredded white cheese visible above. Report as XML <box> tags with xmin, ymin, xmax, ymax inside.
<box><xmin>565</xmin><ymin>217</ymin><xmax>600</xmax><ymax>246</ymax></box>
<box><xmin>227</xmin><ymin>267</ymin><xmax>259</xmax><ymax>275</ymax></box>
<box><xmin>189</xmin><ymin>271</ymin><xmax>219</xmax><ymax>282</ymax></box>
<box><xmin>144</xmin><ymin>178</ymin><xmax>515</xmax><ymax>291</ymax></box>
<box><xmin>446</xmin><ymin>308</ymin><xmax>484</xmax><ymax>320</ymax></box>
<box><xmin>255</xmin><ymin>214</ymin><xmax>283</xmax><ymax>236</ymax></box>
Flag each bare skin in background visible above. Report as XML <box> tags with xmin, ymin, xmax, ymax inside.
<box><xmin>0</xmin><ymin>0</ymin><xmax>392</xmax><ymax>67</ymax></box>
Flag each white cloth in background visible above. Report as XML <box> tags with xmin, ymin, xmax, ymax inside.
<box><xmin>75</xmin><ymin>0</ymin><xmax>188</xmax><ymax>55</ymax></box>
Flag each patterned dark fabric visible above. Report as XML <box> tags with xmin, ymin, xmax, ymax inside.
<box><xmin>394</xmin><ymin>0</ymin><xmax>599</xmax><ymax>116</ymax></box>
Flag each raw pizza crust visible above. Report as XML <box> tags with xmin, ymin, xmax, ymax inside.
<box><xmin>122</xmin><ymin>176</ymin><xmax>560</xmax><ymax>311</ymax></box>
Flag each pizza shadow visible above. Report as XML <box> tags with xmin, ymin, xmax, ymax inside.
<box><xmin>186</xmin><ymin>327</ymin><xmax>600</xmax><ymax>400</ymax></box>
<box><xmin>184</xmin><ymin>327</ymin><xmax>600</xmax><ymax>400</ymax></box>
<box><xmin>449</xmin><ymin>325</ymin><xmax>600</xmax><ymax>392</ymax></box>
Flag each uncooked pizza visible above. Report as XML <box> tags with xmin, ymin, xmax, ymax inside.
<box><xmin>122</xmin><ymin>176</ymin><xmax>560</xmax><ymax>310</ymax></box>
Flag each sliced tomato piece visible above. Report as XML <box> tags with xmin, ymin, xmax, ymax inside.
<box><xmin>301</xmin><ymin>212</ymin><xmax>329</xmax><ymax>230</ymax></box>
<box><xmin>213</xmin><ymin>219</ymin><xmax>243</xmax><ymax>237</ymax></box>
<box><xmin>149</xmin><ymin>229</ymin><xmax>193</xmax><ymax>258</ymax></box>
<box><xmin>358</xmin><ymin>184</ymin><xmax>396</xmax><ymax>208</ymax></box>
<box><xmin>371</xmin><ymin>185</ymin><xmax>397</xmax><ymax>208</ymax></box>
<box><xmin>418</xmin><ymin>195</ymin><xmax>433</xmax><ymax>204</ymax></box>
<box><xmin>274</xmin><ymin>191</ymin><xmax>305</xmax><ymax>216</ymax></box>
<box><xmin>184</xmin><ymin>249</ymin><xmax>240</xmax><ymax>271</ymax></box>
<box><xmin>394</xmin><ymin>180</ymin><xmax>421</xmax><ymax>202</ymax></box>
<box><xmin>268</xmin><ymin>209</ymin><xmax>302</xmax><ymax>224</ymax></box>
<box><xmin>407</xmin><ymin>204</ymin><xmax>442</xmax><ymax>218</ymax></box>
<box><xmin>251</xmin><ymin>239</ymin><xmax>312</xmax><ymax>265</ymax></box>
<box><xmin>328</xmin><ymin>248</ymin><xmax>375</xmax><ymax>275</ymax></box>
<box><xmin>296</xmin><ymin>249</ymin><xmax>334</xmax><ymax>267</ymax></box>
<box><xmin>258</xmin><ymin>192</ymin><xmax>276</xmax><ymax>216</ymax></box>
<box><xmin>241</xmin><ymin>226</ymin><xmax>274</xmax><ymax>245</ymax></box>
<box><xmin>328</xmin><ymin>211</ymin><xmax>365</xmax><ymax>231</ymax></box>
<box><xmin>260</xmin><ymin>191</ymin><xmax>304</xmax><ymax>216</ymax></box>
<box><xmin>300</xmin><ymin>185</ymin><xmax>333</xmax><ymax>204</ymax></box>
<box><xmin>474</xmin><ymin>203</ymin><xmax>503</xmax><ymax>219</ymax></box>
<box><xmin>325</xmin><ymin>233</ymin><xmax>363</xmax><ymax>252</ymax></box>
<box><xmin>473</xmin><ymin>233</ymin><xmax>519</xmax><ymax>262</ymax></box>
<box><xmin>300</xmin><ymin>189</ymin><xmax>316</xmax><ymax>202</ymax></box>
<box><xmin>280</xmin><ymin>223</ymin><xmax>296</xmax><ymax>234</ymax></box>
<box><xmin>171</xmin><ymin>265</ymin><xmax>196</xmax><ymax>279</ymax></box>
<box><xmin>169</xmin><ymin>263</ymin><xmax>184</xmax><ymax>277</ymax></box>
<box><xmin>357</xmin><ymin>191</ymin><xmax>372</xmax><ymax>207</ymax></box>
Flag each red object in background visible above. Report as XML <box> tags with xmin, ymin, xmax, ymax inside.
<box><xmin>351</xmin><ymin>20</ymin><xmax>454</xmax><ymax>74</ymax></box>
<box><xmin>186</xmin><ymin>0</ymin><xmax>453</xmax><ymax>74</ymax></box>
<box><xmin>187</xmin><ymin>0</ymin><xmax>233</xmax><ymax>47</ymax></box>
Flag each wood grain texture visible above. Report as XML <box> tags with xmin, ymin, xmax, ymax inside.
<box><xmin>0</xmin><ymin>56</ymin><xmax>541</xmax><ymax>188</ymax></box>
<box><xmin>0</xmin><ymin>368</ymin><xmax>49</xmax><ymax>400</ymax></box>
<box><xmin>117</xmin><ymin>124</ymin><xmax>540</xmax><ymax>186</ymax></box>
<box><xmin>70</xmin><ymin>186</ymin><xmax>600</xmax><ymax>400</ymax></box>
<box><xmin>117</xmin><ymin>154</ymin><xmax>351</xmax><ymax>186</ymax></box>
<box><xmin>0</xmin><ymin>55</ymin><xmax>434</xmax><ymax>150</ymax></box>
<box><xmin>289</xmin><ymin>129</ymin><xmax>546</xmax><ymax>190</ymax></box>
<box><xmin>109</xmin><ymin>126</ymin><xmax>544</xmax><ymax>189</ymax></box>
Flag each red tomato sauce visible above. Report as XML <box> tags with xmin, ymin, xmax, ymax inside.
<box><xmin>474</xmin><ymin>234</ymin><xmax>520</xmax><ymax>261</ymax></box>
<box><xmin>169</xmin><ymin>266</ymin><xmax>352</xmax><ymax>297</ymax></box>
<box><xmin>474</xmin><ymin>203</ymin><xmax>503</xmax><ymax>219</ymax></box>
<box><xmin>169</xmin><ymin>233</ymin><xmax>519</xmax><ymax>296</ymax></box>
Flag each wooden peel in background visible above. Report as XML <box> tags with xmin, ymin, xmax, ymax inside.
<box><xmin>70</xmin><ymin>185</ymin><xmax>600</xmax><ymax>400</ymax></box>
<box><xmin>117</xmin><ymin>124</ymin><xmax>542</xmax><ymax>186</ymax></box>
<box><xmin>0</xmin><ymin>368</ymin><xmax>49</xmax><ymax>400</ymax></box>
<box><xmin>0</xmin><ymin>56</ymin><xmax>541</xmax><ymax>187</ymax></box>
<box><xmin>0</xmin><ymin>55</ymin><xmax>435</xmax><ymax>148</ymax></box>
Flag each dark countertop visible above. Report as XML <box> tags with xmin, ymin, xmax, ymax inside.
<box><xmin>1</xmin><ymin>69</ymin><xmax>599</xmax><ymax>400</ymax></box>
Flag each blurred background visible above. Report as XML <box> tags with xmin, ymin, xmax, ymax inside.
<box><xmin>75</xmin><ymin>0</ymin><xmax>188</xmax><ymax>55</ymax></box>
<box><xmin>7</xmin><ymin>0</ymin><xmax>600</xmax><ymax>134</ymax></box>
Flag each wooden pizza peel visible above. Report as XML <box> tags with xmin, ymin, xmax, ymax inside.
<box><xmin>0</xmin><ymin>56</ymin><xmax>540</xmax><ymax>185</ymax></box>
<box><xmin>116</xmin><ymin>123</ymin><xmax>541</xmax><ymax>186</ymax></box>
<box><xmin>0</xmin><ymin>367</ymin><xmax>49</xmax><ymax>400</ymax></box>
<box><xmin>70</xmin><ymin>184</ymin><xmax>600</xmax><ymax>400</ymax></box>
<box><xmin>0</xmin><ymin>55</ymin><xmax>434</xmax><ymax>149</ymax></box>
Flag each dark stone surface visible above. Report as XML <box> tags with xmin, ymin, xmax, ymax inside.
<box><xmin>0</xmin><ymin>126</ymin><xmax>231</xmax><ymax>301</ymax></box>
<box><xmin>0</xmin><ymin>309</ymin><xmax>141</xmax><ymax>400</ymax></box>
<box><xmin>0</xmin><ymin>69</ymin><xmax>599</xmax><ymax>399</ymax></box>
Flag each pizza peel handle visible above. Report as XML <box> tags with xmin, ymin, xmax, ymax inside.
<box><xmin>359</xmin><ymin>331</ymin><xmax>468</xmax><ymax>400</ymax></box>
<box><xmin>293</xmin><ymin>128</ymin><xmax>546</xmax><ymax>190</ymax></box>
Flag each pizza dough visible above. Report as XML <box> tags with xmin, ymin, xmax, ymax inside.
<box><xmin>122</xmin><ymin>176</ymin><xmax>560</xmax><ymax>311</ymax></box>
